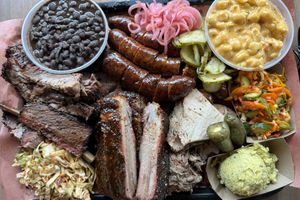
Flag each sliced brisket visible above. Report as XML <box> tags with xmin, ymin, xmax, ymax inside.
<box><xmin>95</xmin><ymin>95</ymin><xmax>137</xmax><ymax>199</ymax></box>
<box><xmin>2</xmin><ymin>114</ymin><xmax>43</xmax><ymax>149</ymax></box>
<box><xmin>20</xmin><ymin>129</ymin><xmax>44</xmax><ymax>149</ymax></box>
<box><xmin>2</xmin><ymin>44</ymin><xmax>116</xmax><ymax>120</ymax></box>
<box><xmin>18</xmin><ymin>103</ymin><xmax>92</xmax><ymax>156</ymax></box>
<box><xmin>135</xmin><ymin>102</ymin><xmax>169</xmax><ymax>200</ymax></box>
<box><xmin>3</xmin><ymin>44</ymin><xmax>82</xmax><ymax>99</ymax></box>
<box><xmin>106</xmin><ymin>90</ymin><xmax>147</xmax><ymax>149</ymax></box>
<box><xmin>48</xmin><ymin>102</ymin><xmax>96</xmax><ymax>121</ymax></box>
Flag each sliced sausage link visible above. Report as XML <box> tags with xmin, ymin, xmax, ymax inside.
<box><xmin>119</xmin><ymin>37</ymin><xmax>140</xmax><ymax>60</ymax></box>
<box><xmin>136</xmin><ymin>31</ymin><xmax>162</xmax><ymax>51</ymax></box>
<box><xmin>182</xmin><ymin>66</ymin><xmax>197</xmax><ymax>79</ymax></box>
<box><xmin>108</xmin><ymin>15</ymin><xmax>132</xmax><ymax>34</ymax></box>
<box><xmin>102</xmin><ymin>50</ymin><xmax>195</xmax><ymax>102</ymax></box>
<box><xmin>122</xmin><ymin>65</ymin><xmax>149</xmax><ymax>92</ymax></box>
<box><xmin>109</xmin><ymin>29</ymin><xmax>180</xmax><ymax>76</ymax></box>
<box><xmin>108</xmin><ymin>30</ymin><xmax>124</xmax><ymax>52</ymax></box>
<box><xmin>153</xmin><ymin>79</ymin><xmax>169</xmax><ymax>102</ymax></box>
<box><xmin>153</xmin><ymin>55</ymin><xmax>181</xmax><ymax>76</ymax></box>
<box><xmin>108</xmin><ymin>15</ymin><xmax>180</xmax><ymax>57</ymax></box>
<box><xmin>134</xmin><ymin>31</ymin><xmax>180</xmax><ymax>57</ymax></box>
<box><xmin>139</xmin><ymin>74</ymin><xmax>161</xmax><ymax>99</ymax></box>
<box><xmin>102</xmin><ymin>51</ymin><xmax>127</xmax><ymax>81</ymax></box>
<box><xmin>133</xmin><ymin>47</ymin><xmax>158</xmax><ymax>70</ymax></box>
<box><xmin>167</xmin><ymin>76</ymin><xmax>196</xmax><ymax>101</ymax></box>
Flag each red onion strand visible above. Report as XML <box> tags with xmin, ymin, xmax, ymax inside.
<box><xmin>128</xmin><ymin>0</ymin><xmax>202</xmax><ymax>54</ymax></box>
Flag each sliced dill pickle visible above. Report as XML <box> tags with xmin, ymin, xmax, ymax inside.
<box><xmin>199</xmin><ymin>73</ymin><xmax>232</xmax><ymax>83</ymax></box>
<box><xmin>204</xmin><ymin>57</ymin><xmax>226</xmax><ymax>74</ymax></box>
<box><xmin>180</xmin><ymin>45</ymin><xmax>201</xmax><ymax>67</ymax></box>
<box><xmin>203</xmin><ymin>82</ymin><xmax>222</xmax><ymax>93</ymax></box>
<box><xmin>173</xmin><ymin>30</ymin><xmax>206</xmax><ymax>48</ymax></box>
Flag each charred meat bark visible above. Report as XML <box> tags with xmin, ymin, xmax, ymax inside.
<box><xmin>2</xmin><ymin>114</ymin><xmax>43</xmax><ymax>149</ymax></box>
<box><xmin>106</xmin><ymin>90</ymin><xmax>147</xmax><ymax>149</ymax></box>
<box><xmin>3</xmin><ymin>44</ymin><xmax>82</xmax><ymax>99</ymax></box>
<box><xmin>135</xmin><ymin>102</ymin><xmax>169</xmax><ymax>200</ymax></box>
<box><xmin>18</xmin><ymin>103</ymin><xmax>92</xmax><ymax>156</ymax></box>
<box><xmin>95</xmin><ymin>96</ymin><xmax>137</xmax><ymax>200</ymax></box>
<box><xmin>48</xmin><ymin>102</ymin><xmax>96</xmax><ymax>121</ymax></box>
<box><xmin>2</xmin><ymin>44</ymin><xmax>116</xmax><ymax>120</ymax></box>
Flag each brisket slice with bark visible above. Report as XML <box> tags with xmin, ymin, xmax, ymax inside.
<box><xmin>135</xmin><ymin>102</ymin><xmax>169</xmax><ymax>200</ymax></box>
<box><xmin>18</xmin><ymin>103</ymin><xmax>92</xmax><ymax>156</ymax></box>
<box><xmin>2</xmin><ymin>114</ymin><xmax>43</xmax><ymax>149</ymax></box>
<box><xmin>106</xmin><ymin>90</ymin><xmax>147</xmax><ymax>150</ymax></box>
<box><xmin>2</xmin><ymin>44</ymin><xmax>117</xmax><ymax>120</ymax></box>
<box><xmin>95</xmin><ymin>95</ymin><xmax>137</xmax><ymax>200</ymax></box>
<box><xmin>48</xmin><ymin>101</ymin><xmax>96</xmax><ymax>121</ymax></box>
<box><xmin>3</xmin><ymin>44</ymin><xmax>82</xmax><ymax>99</ymax></box>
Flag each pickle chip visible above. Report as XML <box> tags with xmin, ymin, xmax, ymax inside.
<box><xmin>203</xmin><ymin>82</ymin><xmax>222</xmax><ymax>93</ymax></box>
<box><xmin>199</xmin><ymin>73</ymin><xmax>232</xmax><ymax>84</ymax></box>
<box><xmin>205</xmin><ymin>57</ymin><xmax>226</xmax><ymax>74</ymax></box>
<box><xmin>173</xmin><ymin>30</ymin><xmax>206</xmax><ymax>48</ymax></box>
<box><xmin>180</xmin><ymin>45</ymin><xmax>201</xmax><ymax>67</ymax></box>
<box><xmin>200</xmin><ymin>47</ymin><xmax>209</xmax><ymax>71</ymax></box>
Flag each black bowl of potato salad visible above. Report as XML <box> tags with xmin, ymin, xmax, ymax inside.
<box><xmin>204</xmin><ymin>0</ymin><xmax>294</xmax><ymax>71</ymax></box>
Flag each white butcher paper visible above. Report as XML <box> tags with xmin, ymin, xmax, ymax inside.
<box><xmin>167</xmin><ymin>89</ymin><xmax>224</xmax><ymax>152</ymax></box>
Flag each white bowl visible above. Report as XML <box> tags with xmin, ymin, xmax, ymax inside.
<box><xmin>21</xmin><ymin>0</ymin><xmax>109</xmax><ymax>74</ymax></box>
<box><xmin>204</xmin><ymin>0</ymin><xmax>294</xmax><ymax>71</ymax></box>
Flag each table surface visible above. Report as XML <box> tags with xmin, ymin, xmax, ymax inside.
<box><xmin>0</xmin><ymin>0</ymin><xmax>300</xmax><ymax>200</ymax></box>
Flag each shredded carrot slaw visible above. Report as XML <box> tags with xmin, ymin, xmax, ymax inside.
<box><xmin>227</xmin><ymin>71</ymin><xmax>292</xmax><ymax>139</ymax></box>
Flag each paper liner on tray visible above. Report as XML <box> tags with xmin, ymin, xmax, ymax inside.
<box><xmin>206</xmin><ymin>138</ymin><xmax>294</xmax><ymax>200</ymax></box>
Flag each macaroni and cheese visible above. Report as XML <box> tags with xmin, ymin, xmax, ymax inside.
<box><xmin>206</xmin><ymin>0</ymin><xmax>288</xmax><ymax>69</ymax></box>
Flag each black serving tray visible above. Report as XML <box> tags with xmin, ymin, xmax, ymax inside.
<box><xmin>97</xmin><ymin>0</ymin><xmax>213</xmax><ymax>13</ymax></box>
<box><xmin>92</xmin><ymin>0</ymin><xmax>284</xmax><ymax>199</ymax></box>
<box><xmin>91</xmin><ymin>186</ymin><xmax>283</xmax><ymax>200</ymax></box>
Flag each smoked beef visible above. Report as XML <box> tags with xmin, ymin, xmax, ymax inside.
<box><xmin>3</xmin><ymin>44</ymin><xmax>116</xmax><ymax>120</ymax></box>
<box><xmin>2</xmin><ymin>114</ymin><xmax>43</xmax><ymax>149</ymax></box>
<box><xmin>19</xmin><ymin>103</ymin><xmax>92</xmax><ymax>156</ymax></box>
<box><xmin>135</xmin><ymin>102</ymin><xmax>169</xmax><ymax>200</ymax></box>
<box><xmin>95</xmin><ymin>95</ymin><xmax>137</xmax><ymax>200</ymax></box>
<box><xmin>106</xmin><ymin>90</ymin><xmax>147</xmax><ymax>149</ymax></box>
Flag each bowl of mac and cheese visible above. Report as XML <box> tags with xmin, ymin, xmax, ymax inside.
<box><xmin>205</xmin><ymin>0</ymin><xmax>294</xmax><ymax>71</ymax></box>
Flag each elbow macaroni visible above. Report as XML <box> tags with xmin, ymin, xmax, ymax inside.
<box><xmin>207</xmin><ymin>0</ymin><xmax>288</xmax><ymax>69</ymax></box>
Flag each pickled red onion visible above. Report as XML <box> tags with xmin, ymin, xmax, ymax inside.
<box><xmin>128</xmin><ymin>0</ymin><xmax>202</xmax><ymax>54</ymax></box>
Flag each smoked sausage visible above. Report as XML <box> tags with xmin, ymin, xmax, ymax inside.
<box><xmin>109</xmin><ymin>15</ymin><xmax>180</xmax><ymax>57</ymax></box>
<box><xmin>102</xmin><ymin>51</ymin><xmax>195</xmax><ymax>102</ymax></box>
<box><xmin>109</xmin><ymin>29</ymin><xmax>181</xmax><ymax>77</ymax></box>
<box><xmin>109</xmin><ymin>15</ymin><xmax>132</xmax><ymax>34</ymax></box>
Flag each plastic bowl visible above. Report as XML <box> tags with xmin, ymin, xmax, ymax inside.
<box><xmin>21</xmin><ymin>0</ymin><xmax>109</xmax><ymax>74</ymax></box>
<box><xmin>204</xmin><ymin>0</ymin><xmax>294</xmax><ymax>71</ymax></box>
